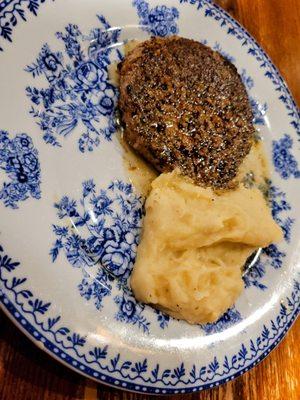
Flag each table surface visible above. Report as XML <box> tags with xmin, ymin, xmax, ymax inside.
<box><xmin>0</xmin><ymin>0</ymin><xmax>299</xmax><ymax>399</ymax></box>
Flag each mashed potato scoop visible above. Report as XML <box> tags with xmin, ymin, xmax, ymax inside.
<box><xmin>131</xmin><ymin>171</ymin><xmax>283</xmax><ymax>324</ymax></box>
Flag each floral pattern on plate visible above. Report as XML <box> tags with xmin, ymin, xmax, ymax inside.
<box><xmin>0</xmin><ymin>130</ymin><xmax>41</xmax><ymax>209</ymax></box>
<box><xmin>0</xmin><ymin>0</ymin><xmax>299</xmax><ymax>394</ymax></box>
<box><xmin>272</xmin><ymin>134</ymin><xmax>300</xmax><ymax>180</ymax></box>
<box><xmin>25</xmin><ymin>18</ymin><xmax>121</xmax><ymax>152</ymax></box>
<box><xmin>133</xmin><ymin>0</ymin><xmax>179</xmax><ymax>36</ymax></box>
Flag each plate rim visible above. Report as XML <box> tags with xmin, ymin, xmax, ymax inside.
<box><xmin>0</xmin><ymin>0</ymin><xmax>299</xmax><ymax>394</ymax></box>
<box><xmin>1</xmin><ymin>285</ymin><xmax>299</xmax><ymax>394</ymax></box>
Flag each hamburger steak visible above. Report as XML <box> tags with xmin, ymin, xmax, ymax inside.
<box><xmin>118</xmin><ymin>36</ymin><xmax>255</xmax><ymax>189</ymax></box>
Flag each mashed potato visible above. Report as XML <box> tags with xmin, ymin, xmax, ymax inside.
<box><xmin>131</xmin><ymin>171</ymin><xmax>282</xmax><ymax>324</ymax></box>
<box><xmin>237</xmin><ymin>140</ymin><xmax>269</xmax><ymax>188</ymax></box>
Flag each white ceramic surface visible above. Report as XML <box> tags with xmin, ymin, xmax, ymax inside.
<box><xmin>0</xmin><ymin>0</ymin><xmax>299</xmax><ymax>394</ymax></box>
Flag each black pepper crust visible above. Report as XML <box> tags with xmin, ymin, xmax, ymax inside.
<box><xmin>118</xmin><ymin>36</ymin><xmax>254</xmax><ymax>188</ymax></box>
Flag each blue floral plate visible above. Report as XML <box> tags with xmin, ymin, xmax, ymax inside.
<box><xmin>0</xmin><ymin>0</ymin><xmax>299</xmax><ymax>395</ymax></box>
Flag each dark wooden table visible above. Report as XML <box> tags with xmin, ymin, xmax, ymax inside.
<box><xmin>1</xmin><ymin>0</ymin><xmax>299</xmax><ymax>399</ymax></box>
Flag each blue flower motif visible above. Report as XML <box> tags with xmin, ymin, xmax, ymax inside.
<box><xmin>52</xmin><ymin>225</ymin><xmax>69</xmax><ymax>237</ymax></box>
<box><xmin>23</xmin><ymin>152</ymin><xmax>39</xmax><ymax>173</ymax></box>
<box><xmin>64</xmin><ymin>234</ymin><xmax>94</xmax><ymax>267</ymax></box>
<box><xmin>272</xmin><ymin>134</ymin><xmax>300</xmax><ymax>180</ymax></box>
<box><xmin>264</xmin><ymin>244</ymin><xmax>285</xmax><ymax>269</ymax></box>
<box><xmin>0</xmin><ymin>0</ymin><xmax>49</xmax><ymax>52</ymax></box>
<box><xmin>114</xmin><ymin>289</ymin><xmax>150</xmax><ymax>333</ymax></box>
<box><xmin>155</xmin><ymin>309</ymin><xmax>170</xmax><ymax>329</ymax></box>
<box><xmin>75</xmin><ymin>61</ymin><xmax>103</xmax><ymax>89</ymax></box>
<box><xmin>0</xmin><ymin>130</ymin><xmax>41</xmax><ymax>209</ymax></box>
<box><xmin>78</xmin><ymin>277</ymin><xmax>93</xmax><ymax>299</ymax></box>
<box><xmin>268</xmin><ymin>183</ymin><xmax>294</xmax><ymax>242</ymax></box>
<box><xmin>90</xmin><ymin>191</ymin><xmax>113</xmax><ymax>217</ymax></box>
<box><xmin>25</xmin><ymin>18</ymin><xmax>121</xmax><ymax>153</ymax></box>
<box><xmin>101</xmin><ymin>229</ymin><xmax>137</xmax><ymax>277</ymax></box>
<box><xmin>14</xmin><ymin>133</ymin><xmax>34</xmax><ymax>150</ymax></box>
<box><xmin>243</xmin><ymin>259</ymin><xmax>267</xmax><ymax>291</ymax></box>
<box><xmin>119</xmin><ymin>295</ymin><xmax>136</xmax><ymax>319</ymax></box>
<box><xmin>133</xmin><ymin>0</ymin><xmax>179</xmax><ymax>37</ymax></box>
<box><xmin>54</xmin><ymin>196</ymin><xmax>79</xmax><ymax>219</ymax></box>
<box><xmin>201</xmin><ymin>308</ymin><xmax>242</xmax><ymax>334</ymax></box>
<box><xmin>1</xmin><ymin>240</ymin><xmax>300</xmax><ymax>390</ymax></box>
<box><xmin>83</xmin><ymin>179</ymin><xmax>96</xmax><ymax>197</ymax></box>
<box><xmin>240</xmin><ymin>68</ymin><xmax>254</xmax><ymax>90</ymax></box>
<box><xmin>135</xmin><ymin>0</ymin><xmax>149</xmax><ymax>19</ymax></box>
<box><xmin>250</xmin><ymin>98</ymin><xmax>268</xmax><ymax>125</ymax></box>
<box><xmin>56</xmin><ymin>24</ymin><xmax>82</xmax><ymax>61</ymax></box>
<box><xmin>50</xmin><ymin>179</ymin><xmax>146</xmax><ymax>324</ymax></box>
<box><xmin>243</xmin><ymin>182</ymin><xmax>291</xmax><ymax>290</ymax></box>
<box><xmin>78</xmin><ymin>269</ymin><xmax>113</xmax><ymax>310</ymax></box>
<box><xmin>1</xmin><ymin>0</ymin><xmax>300</xmax><ymax>386</ymax></box>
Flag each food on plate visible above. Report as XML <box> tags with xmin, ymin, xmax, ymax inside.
<box><xmin>130</xmin><ymin>171</ymin><xmax>282</xmax><ymax>324</ymax></box>
<box><xmin>237</xmin><ymin>140</ymin><xmax>269</xmax><ymax>189</ymax></box>
<box><xmin>118</xmin><ymin>36</ymin><xmax>255</xmax><ymax>189</ymax></box>
<box><xmin>119</xmin><ymin>134</ymin><xmax>157</xmax><ymax>197</ymax></box>
<box><xmin>121</xmin><ymin>134</ymin><xmax>269</xmax><ymax>199</ymax></box>
<box><xmin>117</xmin><ymin>36</ymin><xmax>283</xmax><ymax>324</ymax></box>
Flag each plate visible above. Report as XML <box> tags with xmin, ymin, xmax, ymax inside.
<box><xmin>0</xmin><ymin>0</ymin><xmax>299</xmax><ymax>394</ymax></box>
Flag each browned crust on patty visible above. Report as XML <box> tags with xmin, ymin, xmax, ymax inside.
<box><xmin>118</xmin><ymin>36</ymin><xmax>254</xmax><ymax>188</ymax></box>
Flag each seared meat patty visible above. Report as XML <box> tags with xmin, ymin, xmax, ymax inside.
<box><xmin>118</xmin><ymin>36</ymin><xmax>254</xmax><ymax>188</ymax></box>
